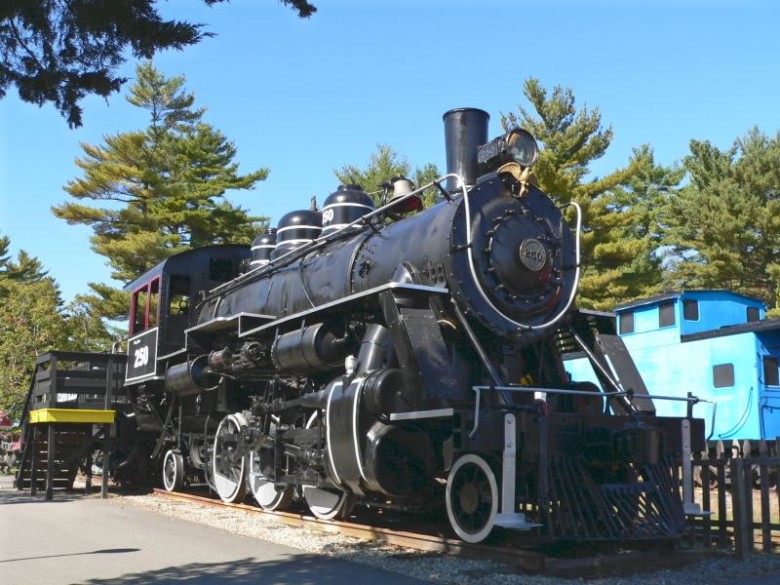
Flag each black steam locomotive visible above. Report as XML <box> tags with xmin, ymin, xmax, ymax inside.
<box><xmin>120</xmin><ymin>108</ymin><xmax>704</xmax><ymax>543</ymax></box>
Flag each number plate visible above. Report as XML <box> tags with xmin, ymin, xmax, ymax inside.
<box><xmin>126</xmin><ymin>328</ymin><xmax>159</xmax><ymax>382</ymax></box>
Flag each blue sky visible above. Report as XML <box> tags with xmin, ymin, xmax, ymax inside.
<box><xmin>1</xmin><ymin>0</ymin><xmax>778</xmax><ymax>303</ymax></box>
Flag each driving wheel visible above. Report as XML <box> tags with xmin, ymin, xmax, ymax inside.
<box><xmin>162</xmin><ymin>449</ymin><xmax>184</xmax><ymax>492</ymax></box>
<box><xmin>445</xmin><ymin>453</ymin><xmax>498</xmax><ymax>543</ymax></box>
<box><xmin>301</xmin><ymin>412</ymin><xmax>353</xmax><ymax>520</ymax></box>
<box><xmin>248</xmin><ymin>418</ymin><xmax>293</xmax><ymax>511</ymax></box>
<box><xmin>212</xmin><ymin>413</ymin><xmax>248</xmax><ymax>503</ymax></box>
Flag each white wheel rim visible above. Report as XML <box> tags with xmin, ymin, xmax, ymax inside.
<box><xmin>303</xmin><ymin>485</ymin><xmax>351</xmax><ymax>520</ymax></box>
<box><xmin>247</xmin><ymin>452</ymin><xmax>290</xmax><ymax>510</ymax></box>
<box><xmin>248</xmin><ymin>473</ymin><xmax>283</xmax><ymax>508</ymax></box>
<box><xmin>302</xmin><ymin>410</ymin><xmax>351</xmax><ymax>520</ymax></box>
<box><xmin>445</xmin><ymin>453</ymin><xmax>498</xmax><ymax>543</ymax></box>
<box><xmin>212</xmin><ymin>413</ymin><xmax>248</xmax><ymax>502</ymax></box>
<box><xmin>247</xmin><ymin>415</ymin><xmax>291</xmax><ymax>510</ymax></box>
<box><xmin>162</xmin><ymin>450</ymin><xmax>180</xmax><ymax>492</ymax></box>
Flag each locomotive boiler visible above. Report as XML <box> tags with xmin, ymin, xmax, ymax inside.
<box><xmin>121</xmin><ymin>108</ymin><xmax>705</xmax><ymax>543</ymax></box>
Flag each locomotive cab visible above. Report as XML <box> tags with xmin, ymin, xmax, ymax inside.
<box><xmin>125</xmin><ymin>244</ymin><xmax>251</xmax><ymax>384</ymax></box>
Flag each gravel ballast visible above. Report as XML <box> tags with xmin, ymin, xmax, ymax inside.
<box><xmin>115</xmin><ymin>494</ymin><xmax>780</xmax><ymax>585</ymax></box>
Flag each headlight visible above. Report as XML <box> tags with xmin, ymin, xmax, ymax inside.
<box><xmin>477</xmin><ymin>128</ymin><xmax>539</xmax><ymax>173</ymax></box>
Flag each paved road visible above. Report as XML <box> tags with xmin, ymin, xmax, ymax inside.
<box><xmin>0</xmin><ymin>475</ymin><xmax>426</xmax><ymax>585</ymax></box>
<box><xmin>5</xmin><ymin>475</ymin><xmax>780</xmax><ymax>585</ymax></box>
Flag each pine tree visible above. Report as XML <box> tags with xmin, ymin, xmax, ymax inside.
<box><xmin>1</xmin><ymin>0</ymin><xmax>317</xmax><ymax>127</ymax></box>
<box><xmin>0</xmin><ymin>234</ymin><xmax>48</xmax><ymax>285</ymax></box>
<box><xmin>591</xmin><ymin>146</ymin><xmax>685</xmax><ymax>305</ymax></box>
<box><xmin>53</xmin><ymin>62</ymin><xmax>269</xmax><ymax>318</ymax></box>
<box><xmin>662</xmin><ymin>128</ymin><xmax>780</xmax><ymax>310</ymax></box>
<box><xmin>0</xmin><ymin>236</ymin><xmax>114</xmax><ymax>416</ymax></box>
<box><xmin>0</xmin><ymin>277</ymin><xmax>68</xmax><ymax>415</ymax></box>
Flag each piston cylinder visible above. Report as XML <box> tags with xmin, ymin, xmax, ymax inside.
<box><xmin>271</xmin><ymin>323</ymin><xmax>348</xmax><ymax>374</ymax></box>
<box><xmin>165</xmin><ymin>355</ymin><xmax>220</xmax><ymax>396</ymax></box>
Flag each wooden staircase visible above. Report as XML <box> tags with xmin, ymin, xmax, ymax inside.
<box><xmin>15</xmin><ymin>350</ymin><xmax>127</xmax><ymax>499</ymax></box>
<box><xmin>17</xmin><ymin>424</ymin><xmax>95</xmax><ymax>491</ymax></box>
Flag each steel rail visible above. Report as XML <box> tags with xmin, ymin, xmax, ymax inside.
<box><xmin>151</xmin><ymin>488</ymin><xmax>546</xmax><ymax>571</ymax></box>
<box><xmin>146</xmin><ymin>489</ymin><xmax>747</xmax><ymax>576</ymax></box>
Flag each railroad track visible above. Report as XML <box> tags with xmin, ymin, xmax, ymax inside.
<box><xmin>150</xmin><ymin>488</ymin><xmax>724</xmax><ymax>577</ymax></box>
<box><xmin>151</xmin><ymin>487</ymin><xmax>547</xmax><ymax>571</ymax></box>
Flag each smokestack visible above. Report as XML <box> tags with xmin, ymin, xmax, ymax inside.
<box><xmin>443</xmin><ymin>108</ymin><xmax>490</xmax><ymax>191</ymax></box>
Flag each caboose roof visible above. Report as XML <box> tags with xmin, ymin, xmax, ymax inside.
<box><xmin>681</xmin><ymin>317</ymin><xmax>780</xmax><ymax>342</ymax></box>
<box><xmin>614</xmin><ymin>290</ymin><xmax>764</xmax><ymax>313</ymax></box>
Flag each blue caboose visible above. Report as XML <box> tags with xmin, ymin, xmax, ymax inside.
<box><xmin>565</xmin><ymin>291</ymin><xmax>780</xmax><ymax>452</ymax></box>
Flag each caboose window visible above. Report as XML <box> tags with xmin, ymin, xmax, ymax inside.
<box><xmin>747</xmin><ymin>306</ymin><xmax>760</xmax><ymax>322</ymax></box>
<box><xmin>619</xmin><ymin>312</ymin><xmax>634</xmax><ymax>334</ymax></box>
<box><xmin>659</xmin><ymin>302</ymin><xmax>676</xmax><ymax>327</ymax></box>
<box><xmin>130</xmin><ymin>277</ymin><xmax>160</xmax><ymax>335</ymax></box>
<box><xmin>763</xmin><ymin>357</ymin><xmax>779</xmax><ymax>386</ymax></box>
<box><xmin>683</xmin><ymin>300</ymin><xmax>699</xmax><ymax>321</ymax></box>
<box><xmin>713</xmin><ymin>363</ymin><xmax>735</xmax><ymax>388</ymax></box>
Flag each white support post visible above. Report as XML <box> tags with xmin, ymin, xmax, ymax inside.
<box><xmin>494</xmin><ymin>412</ymin><xmax>542</xmax><ymax>530</ymax></box>
<box><xmin>501</xmin><ymin>413</ymin><xmax>516</xmax><ymax>515</ymax></box>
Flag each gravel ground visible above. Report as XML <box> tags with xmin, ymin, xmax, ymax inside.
<box><xmin>114</xmin><ymin>493</ymin><xmax>780</xmax><ymax>585</ymax></box>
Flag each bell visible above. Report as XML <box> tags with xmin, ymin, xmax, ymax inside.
<box><xmin>387</xmin><ymin>177</ymin><xmax>423</xmax><ymax>214</ymax></box>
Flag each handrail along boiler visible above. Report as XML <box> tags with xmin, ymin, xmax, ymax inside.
<box><xmin>122</xmin><ymin>108</ymin><xmax>705</xmax><ymax>543</ymax></box>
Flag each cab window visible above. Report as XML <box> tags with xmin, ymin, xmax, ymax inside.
<box><xmin>169</xmin><ymin>275</ymin><xmax>191</xmax><ymax>316</ymax></box>
<box><xmin>131</xmin><ymin>277</ymin><xmax>160</xmax><ymax>335</ymax></box>
<box><xmin>209</xmin><ymin>257</ymin><xmax>238</xmax><ymax>282</ymax></box>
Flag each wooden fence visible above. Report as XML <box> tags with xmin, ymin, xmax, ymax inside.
<box><xmin>686</xmin><ymin>456</ymin><xmax>780</xmax><ymax>557</ymax></box>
